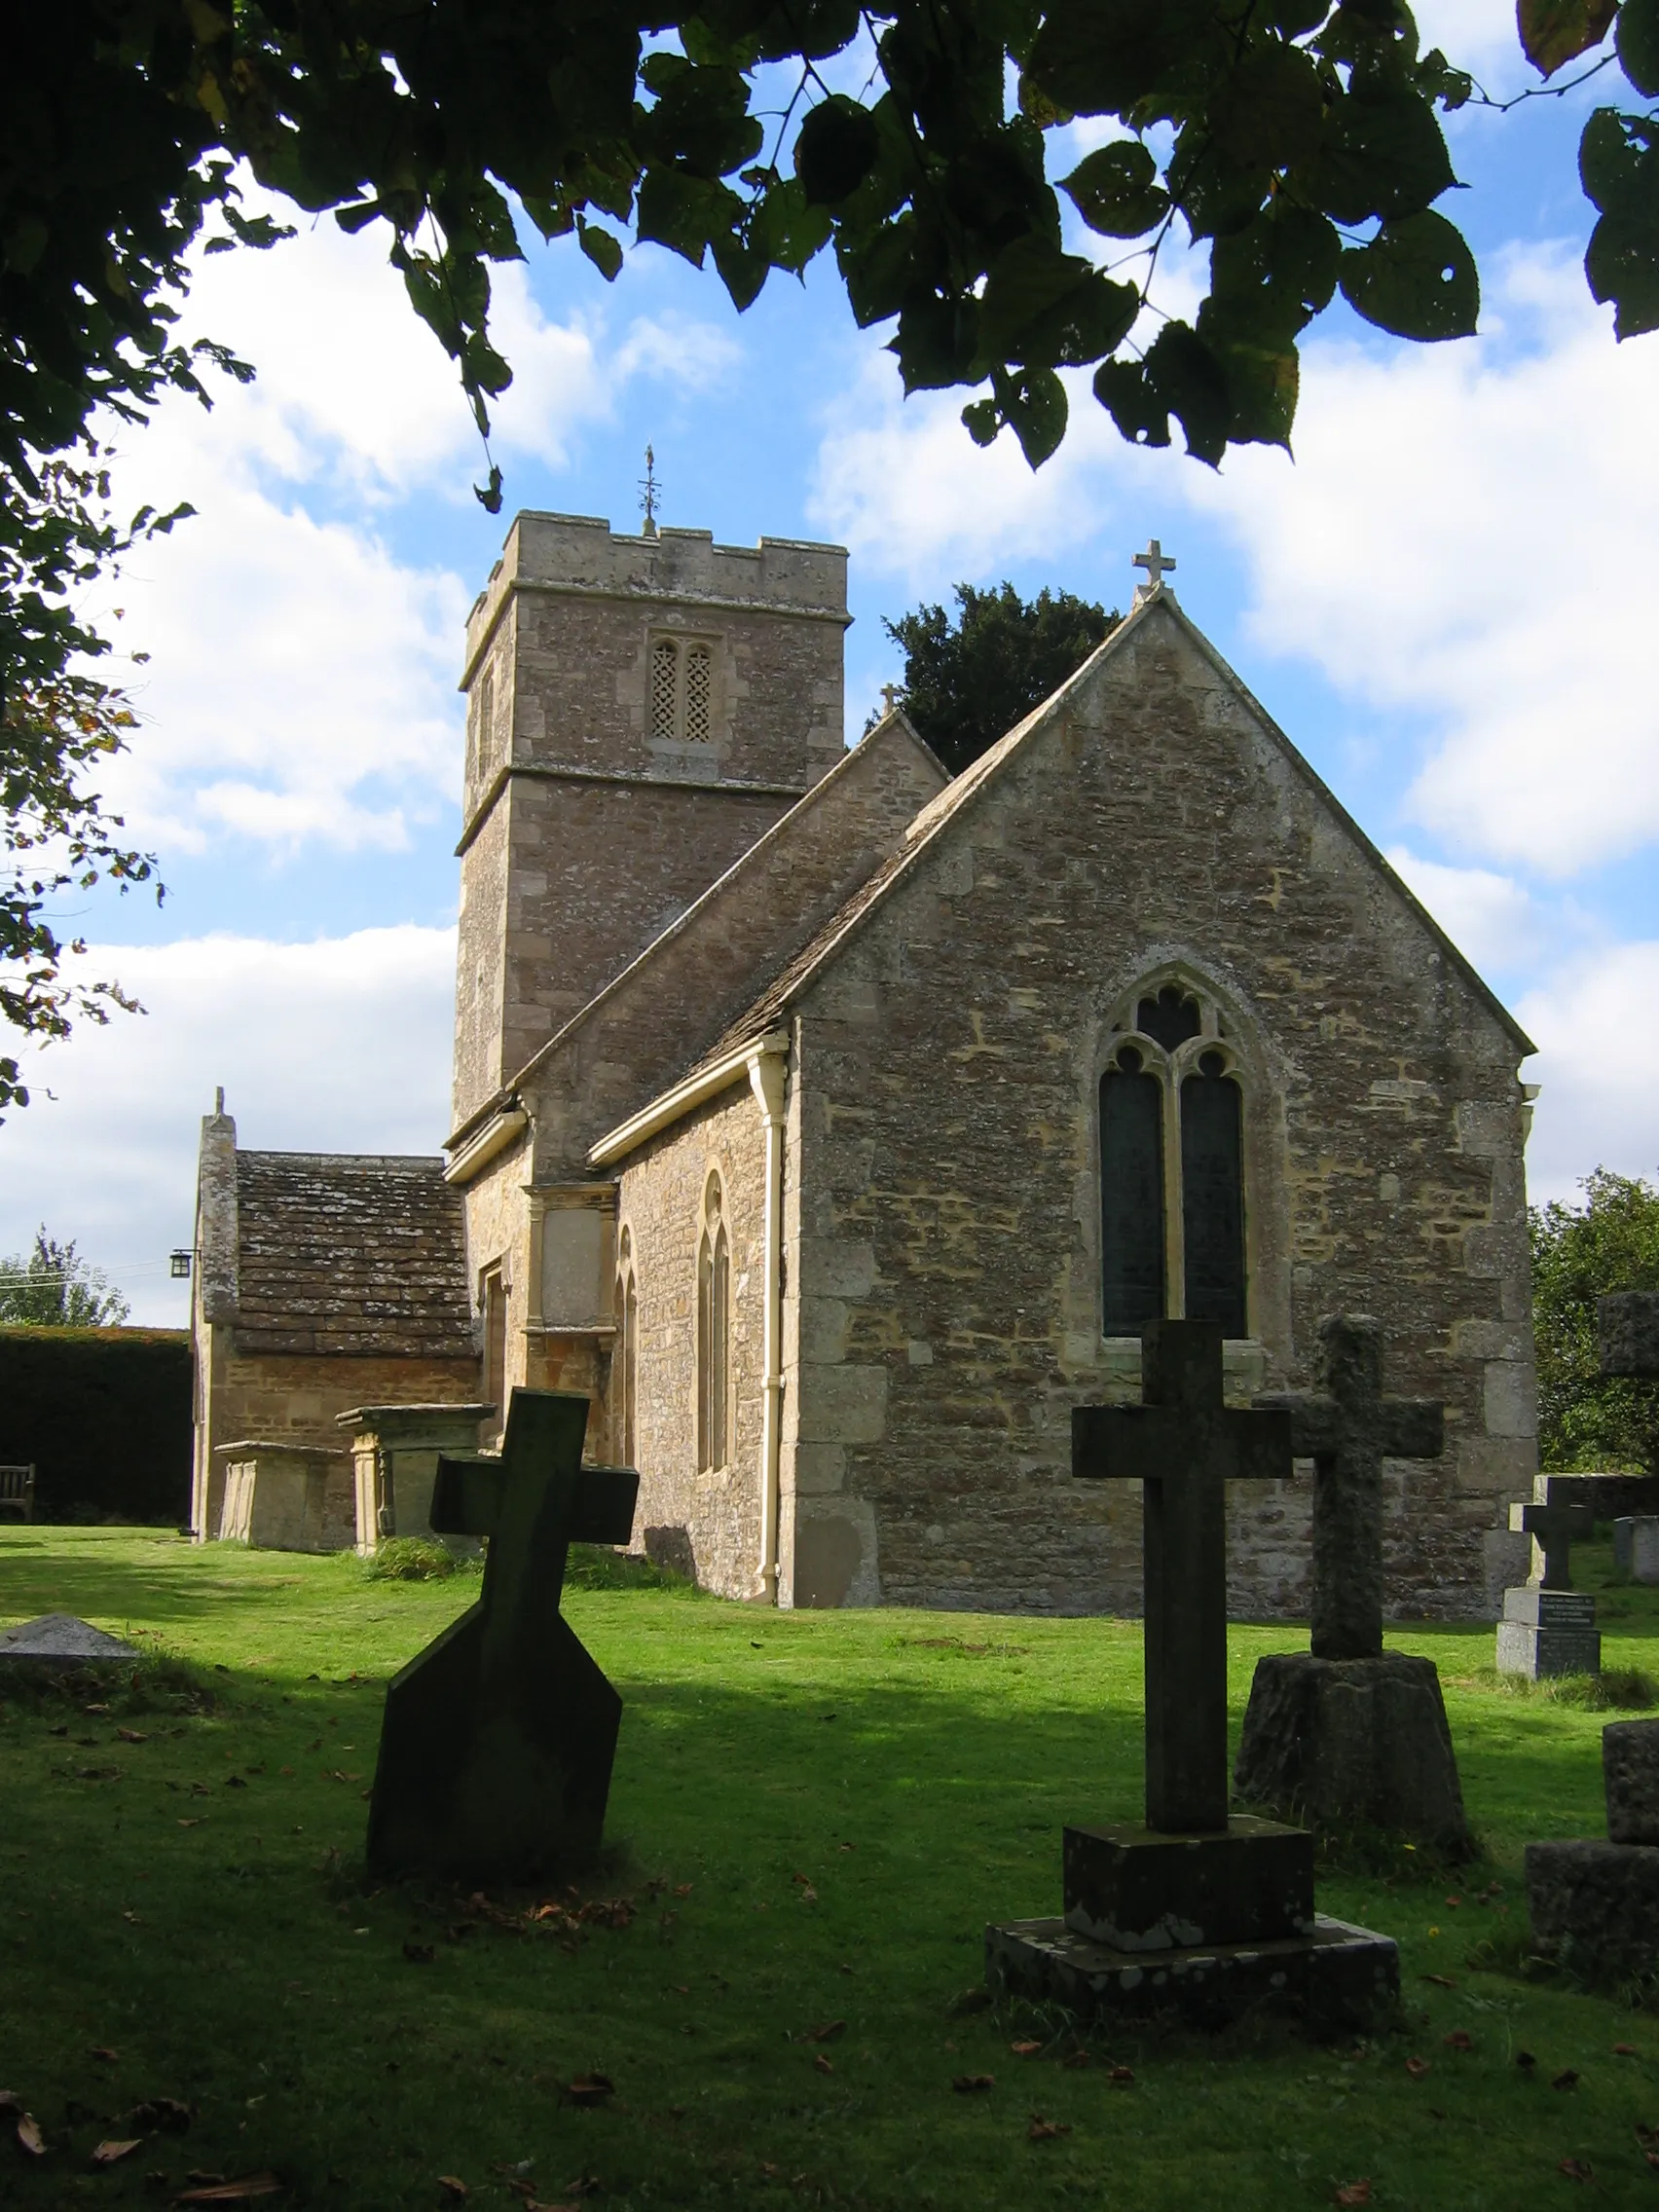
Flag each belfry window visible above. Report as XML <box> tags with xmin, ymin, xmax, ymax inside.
<box><xmin>614</xmin><ymin>1225</ymin><xmax>638</xmax><ymax>1467</ymax></box>
<box><xmin>649</xmin><ymin>636</ymin><xmax>718</xmax><ymax>743</ymax></box>
<box><xmin>697</xmin><ymin>1174</ymin><xmax>730</xmax><ymax>1472</ymax></box>
<box><xmin>1099</xmin><ymin>985</ymin><xmax>1248</xmax><ymax>1339</ymax></box>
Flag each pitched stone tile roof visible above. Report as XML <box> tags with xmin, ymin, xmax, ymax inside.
<box><xmin>233</xmin><ymin>1152</ymin><xmax>474</xmax><ymax>1357</ymax></box>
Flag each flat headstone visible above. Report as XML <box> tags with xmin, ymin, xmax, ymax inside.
<box><xmin>1615</xmin><ymin>1517</ymin><xmax>1659</xmax><ymax>1585</ymax></box>
<box><xmin>1604</xmin><ymin>1720</ymin><xmax>1659</xmax><ymax>1846</ymax></box>
<box><xmin>0</xmin><ymin>1614</ymin><xmax>140</xmax><ymax>1668</ymax></box>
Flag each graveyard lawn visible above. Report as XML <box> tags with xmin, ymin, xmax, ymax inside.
<box><xmin>4</xmin><ymin>1535</ymin><xmax>1659</xmax><ymax>2211</ymax></box>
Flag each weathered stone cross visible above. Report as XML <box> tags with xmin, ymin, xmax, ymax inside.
<box><xmin>879</xmin><ymin>682</ymin><xmax>903</xmax><ymax>715</ymax></box>
<box><xmin>1254</xmin><ymin>1314</ymin><xmax>1443</xmax><ymax>1662</ymax></box>
<box><xmin>366</xmin><ymin>1388</ymin><xmax>639</xmax><ymax>1882</ymax></box>
<box><xmin>1133</xmin><ymin>538</ymin><xmax>1177</xmax><ymax>591</ymax></box>
<box><xmin>1074</xmin><ymin>1320</ymin><xmax>1293</xmax><ymax>1832</ymax></box>
<box><xmin>1510</xmin><ymin>1493</ymin><xmax>1593</xmax><ymax>1589</ymax></box>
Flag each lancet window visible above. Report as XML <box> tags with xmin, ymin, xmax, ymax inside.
<box><xmin>1099</xmin><ymin>982</ymin><xmax>1248</xmax><ymax>1340</ymax></box>
<box><xmin>614</xmin><ymin>1225</ymin><xmax>638</xmax><ymax>1468</ymax></box>
<box><xmin>696</xmin><ymin>1174</ymin><xmax>730</xmax><ymax>1472</ymax></box>
<box><xmin>649</xmin><ymin>635</ymin><xmax>717</xmax><ymax>744</ymax></box>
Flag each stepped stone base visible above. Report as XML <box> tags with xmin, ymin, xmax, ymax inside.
<box><xmin>986</xmin><ymin>1912</ymin><xmax>1399</xmax><ymax>2032</ymax></box>
<box><xmin>1527</xmin><ymin>1839</ymin><xmax>1659</xmax><ymax>1983</ymax></box>
<box><xmin>1234</xmin><ymin>1652</ymin><xmax>1472</xmax><ymax>1855</ymax></box>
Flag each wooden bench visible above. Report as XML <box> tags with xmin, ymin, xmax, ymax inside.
<box><xmin>0</xmin><ymin>1464</ymin><xmax>37</xmax><ymax>1523</ymax></box>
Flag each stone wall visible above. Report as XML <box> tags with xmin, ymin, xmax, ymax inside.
<box><xmin>778</xmin><ymin>598</ymin><xmax>1534</xmax><ymax>1619</ymax></box>
<box><xmin>616</xmin><ymin>1079</ymin><xmax>768</xmax><ymax>1600</ymax></box>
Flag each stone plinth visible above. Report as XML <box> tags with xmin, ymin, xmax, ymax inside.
<box><xmin>337</xmin><ymin>1404</ymin><xmax>494</xmax><ymax>1555</ymax></box>
<box><xmin>1496</xmin><ymin>1586</ymin><xmax>1601</xmax><ymax>1678</ymax></box>
<box><xmin>1604</xmin><ymin>1721</ymin><xmax>1659</xmax><ymax>1845</ymax></box>
<box><xmin>987</xmin><ymin>1913</ymin><xmax>1399</xmax><ymax>2032</ymax></box>
<box><xmin>1234</xmin><ymin>1652</ymin><xmax>1473</xmax><ymax>1856</ymax></box>
<box><xmin>1614</xmin><ymin>1518</ymin><xmax>1659</xmax><ymax>1585</ymax></box>
<box><xmin>216</xmin><ymin>1442</ymin><xmax>341</xmax><ymax>1552</ymax></box>
<box><xmin>0</xmin><ymin>1614</ymin><xmax>140</xmax><ymax>1670</ymax></box>
<box><xmin>1526</xmin><ymin>1839</ymin><xmax>1659</xmax><ymax>1983</ymax></box>
<box><xmin>1064</xmin><ymin>1818</ymin><xmax>1314</xmax><ymax>1949</ymax></box>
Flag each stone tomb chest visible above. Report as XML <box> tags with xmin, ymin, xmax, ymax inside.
<box><xmin>339</xmin><ymin>1404</ymin><xmax>494</xmax><ymax>1555</ymax></box>
<box><xmin>215</xmin><ymin>1441</ymin><xmax>344</xmax><ymax>1552</ymax></box>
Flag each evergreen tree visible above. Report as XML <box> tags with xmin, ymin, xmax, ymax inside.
<box><xmin>0</xmin><ymin>1229</ymin><xmax>129</xmax><ymax>1327</ymax></box>
<box><xmin>1531</xmin><ymin>1169</ymin><xmax>1659</xmax><ymax>1476</ymax></box>
<box><xmin>881</xmin><ymin>582</ymin><xmax>1119</xmax><ymax>776</ymax></box>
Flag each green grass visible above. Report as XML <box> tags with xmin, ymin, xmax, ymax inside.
<box><xmin>4</xmin><ymin>1530</ymin><xmax>1659</xmax><ymax>2209</ymax></box>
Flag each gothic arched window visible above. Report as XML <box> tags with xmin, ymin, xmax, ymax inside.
<box><xmin>614</xmin><ymin>1225</ymin><xmax>638</xmax><ymax>1467</ymax></box>
<box><xmin>1099</xmin><ymin>983</ymin><xmax>1248</xmax><ymax>1339</ymax></box>
<box><xmin>697</xmin><ymin>1175</ymin><xmax>730</xmax><ymax>1472</ymax></box>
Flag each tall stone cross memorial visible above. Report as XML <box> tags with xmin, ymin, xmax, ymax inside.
<box><xmin>366</xmin><ymin>1389</ymin><xmax>639</xmax><ymax>1883</ymax></box>
<box><xmin>1232</xmin><ymin>1315</ymin><xmax>1470</xmax><ymax>1854</ymax></box>
<box><xmin>985</xmin><ymin>1320</ymin><xmax>1400</xmax><ymax>2029</ymax></box>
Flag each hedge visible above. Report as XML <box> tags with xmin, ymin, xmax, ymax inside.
<box><xmin>0</xmin><ymin>1326</ymin><xmax>192</xmax><ymax>1526</ymax></box>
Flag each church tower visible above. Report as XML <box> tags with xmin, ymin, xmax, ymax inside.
<box><xmin>450</xmin><ymin>512</ymin><xmax>849</xmax><ymax>1136</ymax></box>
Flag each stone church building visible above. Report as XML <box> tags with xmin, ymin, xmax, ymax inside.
<box><xmin>191</xmin><ymin>509</ymin><xmax>1537</xmax><ymax>1616</ymax></box>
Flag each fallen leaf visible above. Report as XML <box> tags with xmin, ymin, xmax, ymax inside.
<box><xmin>1444</xmin><ymin>2030</ymin><xmax>1473</xmax><ymax>2052</ymax></box>
<box><xmin>1011</xmin><ymin>2041</ymin><xmax>1043</xmax><ymax>2056</ymax></box>
<box><xmin>117</xmin><ymin>1728</ymin><xmax>148</xmax><ymax>1745</ymax></box>
<box><xmin>1420</xmin><ymin>1972</ymin><xmax>1456</xmax><ymax>1988</ymax></box>
<box><xmin>673</xmin><ymin>1883</ymin><xmax>692</xmax><ymax>1898</ymax></box>
<box><xmin>85</xmin><ymin>1703</ymin><xmax>110</xmax><ymax>1715</ymax></box>
<box><xmin>175</xmin><ymin>2172</ymin><xmax>283</xmax><ymax>2201</ymax></box>
<box><xmin>1615</xmin><ymin>2043</ymin><xmax>1640</xmax><ymax>2057</ymax></box>
<box><xmin>800</xmin><ymin>2021</ymin><xmax>846</xmax><ymax>2045</ymax></box>
<box><xmin>91</xmin><ymin>2046</ymin><xmax>121</xmax><ymax>2063</ymax></box>
<box><xmin>403</xmin><ymin>1943</ymin><xmax>435</xmax><ymax>1965</ymax></box>
<box><xmin>92</xmin><ymin>2140</ymin><xmax>142</xmax><ymax>2165</ymax></box>
<box><xmin>1061</xmin><ymin>2049</ymin><xmax>1090</xmax><ymax>2071</ymax></box>
<box><xmin>812</xmin><ymin>2055</ymin><xmax>833</xmax><ymax>2076</ymax></box>
<box><xmin>124</xmin><ymin>2098</ymin><xmax>193</xmax><ymax>2134</ymax></box>
<box><xmin>123</xmin><ymin>1911</ymin><xmax>141</xmax><ymax>1924</ymax></box>
<box><xmin>1109</xmin><ymin>2066</ymin><xmax>1134</xmax><ymax>2086</ymax></box>
<box><xmin>177</xmin><ymin>1818</ymin><xmax>203</xmax><ymax>1829</ymax></box>
<box><xmin>225</xmin><ymin>1776</ymin><xmax>246</xmax><ymax>1789</ymax></box>
<box><xmin>951</xmin><ymin>2075</ymin><xmax>996</xmax><ymax>2094</ymax></box>
<box><xmin>1559</xmin><ymin>2157</ymin><xmax>1593</xmax><ymax>2183</ymax></box>
<box><xmin>438</xmin><ymin>2183</ymin><xmax>468</xmax><ymax>2201</ymax></box>
<box><xmin>1333</xmin><ymin>2185</ymin><xmax>1372</xmax><ymax>2208</ymax></box>
<box><xmin>565</xmin><ymin>2076</ymin><xmax>614</xmax><ymax>2108</ymax></box>
<box><xmin>1444</xmin><ymin>1896</ymin><xmax>1462</xmax><ymax>1908</ymax></box>
<box><xmin>1405</xmin><ymin>2057</ymin><xmax>1430</xmax><ymax>2080</ymax></box>
<box><xmin>278</xmin><ymin>1767</ymin><xmax>294</xmax><ymax>1778</ymax></box>
<box><xmin>1552</xmin><ymin>2069</ymin><xmax>1580</xmax><ymax>2092</ymax></box>
<box><xmin>1027</xmin><ymin>2116</ymin><xmax>1070</xmax><ymax>2142</ymax></box>
<box><xmin>17</xmin><ymin>2114</ymin><xmax>46</xmax><ymax>2156</ymax></box>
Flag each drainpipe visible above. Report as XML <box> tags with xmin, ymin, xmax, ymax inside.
<box><xmin>749</xmin><ymin>1043</ymin><xmax>788</xmax><ymax>1604</ymax></box>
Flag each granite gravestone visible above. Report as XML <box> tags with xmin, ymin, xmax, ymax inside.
<box><xmin>366</xmin><ymin>1388</ymin><xmax>638</xmax><ymax>1884</ymax></box>
<box><xmin>1526</xmin><ymin>1719</ymin><xmax>1659</xmax><ymax>1982</ymax></box>
<box><xmin>1613</xmin><ymin>1517</ymin><xmax>1659</xmax><ymax>1584</ymax></box>
<box><xmin>1232</xmin><ymin>1315</ymin><xmax>1470</xmax><ymax>1855</ymax></box>
<box><xmin>985</xmin><ymin>1320</ymin><xmax>1399</xmax><ymax>2029</ymax></box>
<box><xmin>1495</xmin><ymin>1479</ymin><xmax>1600</xmax><ymax>1678</ymax></box>
<box><xmin>0</xmin><ymin>1614</ymin><xmax>140</xmax><ymax>1671</ymax></box>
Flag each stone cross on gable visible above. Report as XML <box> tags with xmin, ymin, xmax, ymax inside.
<box><xmin>880</xmin><ymin>682</ymin><xmax>903</xmax><ymax>716</ymax></box>
<box><xmin>1133</xmin><ymin>538</ymin><xmax>1176</xmax><ymax>594</ymax></box>
<box><xmin>1255</xmin><ymin>1315</ymin><xmax>1444</xmax><ymax>1662</ymax></box>
<box><xmin>366</xmin><ymin>1389</ymin><xmax>639</xmax><ymax>1882</ymax></box>
<box><xmin>1074</xmin><ymin>1320</ymin><xmax>1294</xmax><ymax>1832</ymax></box>
<box><xmin>1511</xmin><ymin>1491</ymin><xmax>1593</xmax><ymax>1590</ymax></box>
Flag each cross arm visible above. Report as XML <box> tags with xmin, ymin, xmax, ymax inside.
<box><xmin>1073</xmin><ymin>1405</ymin><xmax>1178</xmax><ymax>1482</ymax></box>
<box><xmin>1224</xmin><ymin>1404</ymin><xmax>1296</xmax><ymax>1480</ymax></box>
<box><xmin>431</xmin><ymin>1455</ymin><xmax>507</xmax><ymax>1538</ymax></box>
<box><xmin>1252</xmin><ymin>1389</ymin><xmax>1339</xmax><ymax>1459</ymax></box>
<box><xmin>571</xmin><ymin>1466</ymin><xmax>640</xmax><ymax>1547</ymax></box>
<box><xmin>1511</xmin><ymin>1499</ymin><xmax>1593</xmax><ymax>1542</ymax></box>
<box><xmin>1381</xmin><ymin>1401</ymin><xmax>1444</xmax><ymax>1460</ymax></box>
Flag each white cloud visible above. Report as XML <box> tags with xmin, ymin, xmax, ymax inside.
<box><xmin>1191</xmin><ymin>248</ymin><xmax>1659</xmax><ymax>878</ymax></box>
<box><xmin>1384</xmin><ymin>845</ymin><xmax>1550</xmax><ymax>973</ymax></box>
<box><xmin>0</xmin><ymin>928</ymin><xmax>458</xmax><ymax>1326</ymax></box>
<box><xmin>1518</xmin><ymin>941</ymin><xmax>1659</xmax><ymax>1204</ymax></box>
<box><xmin>88</xmin><ymin>209</ymin><xmax>744</xmax><ymax>856</ymax></box>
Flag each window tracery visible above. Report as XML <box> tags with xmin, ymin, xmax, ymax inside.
<box><xmin>648</xmin><ymin>634</ymin><xmax>719</xmax><ymax>745</ymax></box>
<box><xmin>1099</xmin><ymin>980</ymin><xmax>1248</xmax><ymax>1339</ymax></box>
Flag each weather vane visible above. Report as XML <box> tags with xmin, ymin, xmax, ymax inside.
<box><xmin>640</xmin><ymin>444</ymin><xmax>661</xmax><ymax>538</ymax></box>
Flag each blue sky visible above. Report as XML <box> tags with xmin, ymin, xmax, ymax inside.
<box><xmin>6</xmin><ymin>0</ymin><xmax>1658</xmax><ymax>1321</ymax></box>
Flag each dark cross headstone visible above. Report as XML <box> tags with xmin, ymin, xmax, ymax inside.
<box><xmin>1511</xmin><ymin>1493</ymin><xmax>1594</xmax><ymax>1588</ymax></box>
<box><xmin>366</xmin><ymin>1388</ymin><xmax>638</xmax><ymax>1883</ymax></box>
<box><xmin>1073</xmin><ymin>1318</ymin><xmax>1293</xmax><ymax>1832</ymax></box>
<box><xmin>1254</xmin><ymin>1314</ymin><xmax>1443</xmax><ymax>1661</ymax></box>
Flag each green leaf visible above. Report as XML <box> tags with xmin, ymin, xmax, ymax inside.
<box><xmin>1093</xmin><ymin>322</ymin><xmax>1230</xmax><ymax>462</ymax></box>
<box><xmin>794</xmin><ymin>94</ymin><xmax>882</xmax><ymax>205</ymax></box>
<box><xmin>1619</xmin><ymin>0</ymin><xmax>1659</xmax><ymax>95</ymax></box>
<box><xmin>1208</xmin><ymin>43</ymin><xmax>1326</xmax><ymax>173</ymax></box>
<box><xmin>1338</xmin><ymin>210</ymin><xmax>1479</xmax><ymax>339</ymax></box>
<box><xmin>1519</xmin><ymin>0</ymin><xmax>1617</xmax><ymax>77</ymax></box>
<box><xmin>1060</xmin><ymin>141</ymin><xmax>1167</xmax><ymax>238</ymax></box>
<box><xmin>978</xmin><ymin>236</ymin><xmax>1139</xmax><ymax>365</ymax></box>
<box><xmin>576</xmin><ymin>216</ymin><xmax>624</xmax><ymax>280</ymax></box>
<box><xmin>962</xmin><ymin>396</ymin><xmax>1002</xmax><ymax>445</ymax></box>
<box><xmin>1306</xmin><ymin>81</ymin><xmax>1457</xmax><ymax>224</ymax></box>
<box><xmin>991</xmin><ymin>364</ymin><xmax>1070</xmax><ymax>467</ymax></box>
<box><xmin>1026</xmin><ymin>0</ymin><xmax>1229</xmax><ymax>117</ymax></box>
<box><xmin>1209</xmin><ymin>205</ymin><xmax>1342</xmax><ymax>348</ymax></box>
<box><xmin>475</xmin><ymin>464</ymin><xmax>503</xmax><ymax>516</ymax></box>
